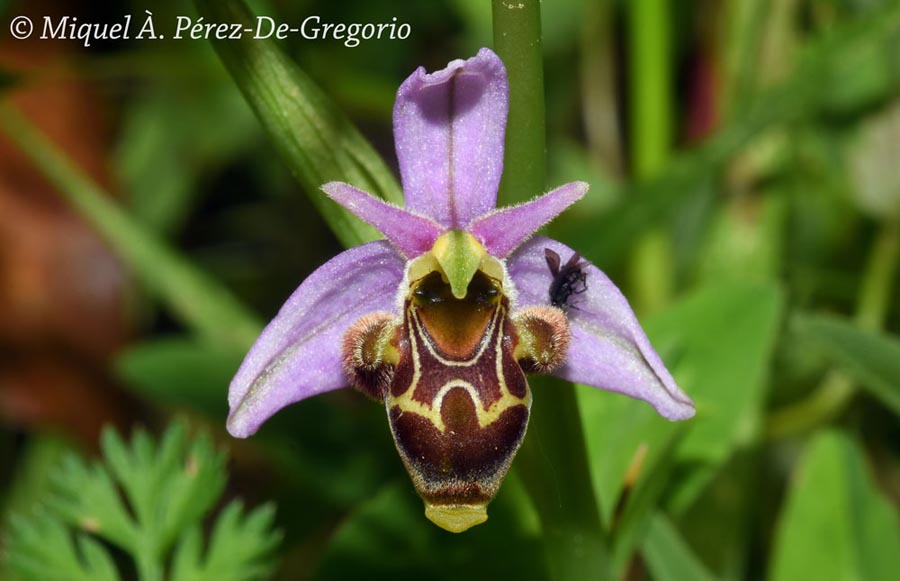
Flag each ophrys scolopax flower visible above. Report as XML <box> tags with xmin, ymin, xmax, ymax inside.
<box><xmin>227</xmin><ymin>48</ymin><xmax>694</xmax><ymax>533</ymax></box>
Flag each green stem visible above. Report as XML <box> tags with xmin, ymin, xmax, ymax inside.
<box><xmin>627</xmin><ymin>0</ymin><xmax>674</xmax><ymax>314</ymax></box>
<box><xmin>195</xmin><ymin>0</ymin><xmax>401</xmax><ymax>248</ymax></box>
<box><xmin>580</xmin><ymin>1</ymin><xmax>623</xmax><ymax>176</ymax></box>
<box><xmin>493</xmin><ymin>3</ymin><xmax>610</xmax><ymax>579</ymax></box>
<box><xmin>0</xmin><ymin>103</ymin><xmax>263</xmax><ymax>350</ymax></box>
<box><xmin>492</xmin><ymin>0</ymin><xmax>545</xmax><ymax>204</ymax></box>
<box><xmin>855</xmin><ymin>221</ymin><xmax>900</xmax><ymax>332</ymax></box>
<box><xmin>629</xmin><ymin>0</ymin><xmax>671</xmax><ymax>178</ymax></box>
<box><xmin>136</xmin><ymin>552</ymin><xmax>163</xmax><ymax>581</ymax></box>
<box><xmin>516</xmin><ymin>378</ymin><xmax>611</xmax><ymax>580</ymax></box>
<box><xmin>766</xmin><ymin>221</ymin><xmax>900</xmax><ymax>439</ymax></box>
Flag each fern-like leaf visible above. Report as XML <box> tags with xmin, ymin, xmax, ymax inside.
<box><xmin>2</xmin><ymin>422</ymin><xmax>279</xmax><ymax>581</ymax></box>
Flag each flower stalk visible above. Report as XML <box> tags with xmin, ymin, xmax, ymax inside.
<box><xmin>493</xmin><ymin>3</ymin><xmax>611</xmax><ymax>578</ymax></box>
<box><xmin>492</xmin><ymin>0</ymin><xmax>545</xmax><ymax>206</ymax></box>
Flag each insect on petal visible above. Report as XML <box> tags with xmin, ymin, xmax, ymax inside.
<box><xmin>507</xmin><ymin>236</ymin><xmax>695</xmax><ymax>420</ymax></box>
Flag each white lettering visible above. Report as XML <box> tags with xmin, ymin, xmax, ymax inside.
<box><xmin>137</xmin><ymin>11</ymin><xmax>157</xmax><ymax>39</ymax></box>
<box><xmin>41</xmin><ymin>15</ymin><xmax>68</xmax><ymax>40</ymax></box>
<box><xmin>300</xmin><ymin>15</ymin><xmax>320</xmax><ymax>39</ymax></box>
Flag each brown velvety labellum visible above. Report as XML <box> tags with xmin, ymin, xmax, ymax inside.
<box><xmin>386</xmin><ymin>271</ymin><xmax>531</xmax><ymax>532</ymax></box>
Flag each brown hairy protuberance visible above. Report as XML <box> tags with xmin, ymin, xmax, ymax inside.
<box><xmin>512</xmin><ymin>306</ymin><xmax>571</xmax><ymax>374</ymax></box>
<box><xmin>341</xmin><ymin>311</ymin><xmax>399</xmax><ymax>400</ymax></box>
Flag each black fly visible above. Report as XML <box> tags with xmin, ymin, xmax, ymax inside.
<box><xmin>545</xmin><ymin>248</ymin><xmax>588</xmax><ymax>310</ymax></box>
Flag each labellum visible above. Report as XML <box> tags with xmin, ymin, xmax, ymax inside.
<box><xmin>343</xmin><ymin>231</ymin><xmax>569</xmax><ymax>532</ymax></box>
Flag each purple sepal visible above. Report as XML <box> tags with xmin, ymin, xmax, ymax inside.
<box><xmin>393</xmin><ymin>48</ymin><xmax>508</xmax><ymax>228</ymax></box>
<box><xmin>507</xmin><ymin>237</ymin><xmax>695</xmax><ymax>421</ymax></box>
<box><xmin>227</xmin><ymin>241</ymin><xmax>406</xmax><ymax>437</ymax></box>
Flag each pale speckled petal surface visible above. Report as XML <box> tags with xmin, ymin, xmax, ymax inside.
<box><xmin>393</xmin><ymin>47</ymin><xmax>508</xmax><ymax>227</ymax></box>
<box><xmin>468</xmin><ymin>182</ymin><xmax>587</xmax><ymax>257</ymax></box>
<box><xmin>322</xmin><ymin>182</ymin><xmax>444</xmax><ymax>258</ymax></box>
<box><xmin>227</xmin><ymin>241</ymin><xmax>405</xmax><ymax>437</ymax></box>
<box><xmin>507</xmin><ymin>236</ymin><xmax>695</xmax><ymax>420</ymax></box>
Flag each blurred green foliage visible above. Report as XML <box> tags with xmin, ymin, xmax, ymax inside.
<box><xmin>2</xmin><ymin>424</ymin><xmax>280</xmax><ymax>581</ymax></box>
<box><xmin>770</xmin><ymin>431</ymin><xmax>900</xmax><ymax>581</ymax></box>
<box><xmin>2</xmin><ymin>0</ymin><xmax>900</xmax><ymax>579</ymax></box>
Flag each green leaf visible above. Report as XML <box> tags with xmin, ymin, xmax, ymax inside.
<box><xmin>2</xmin><ymin>435</ymin><xmax>73</xmax><ymax>524</ymax></box>
<box><xmin>47</xmin><ymin>425</ymin><xmax>227</xmax><ymax>562</ymax></box>
<box><xmin>194</xmin><ymin>0</ymin><xmax>402</xmax><ymax>249</ymax></box>
<box><xmin>581</xmin><ymin>282</ymin><xmax>783</xmax><ymax>575</ymax></box>
<box><xmin>49</xmin><ymin>455</ymin><xmax>139</xmax><ymax>551</ymax></box>
<box><xmin>580</xmin><ymin>283</ymin><xmax>783</xmax><ymax>526</ymax></box>
<box><xmin>318</xmin><ymin>483</ymin><xmax>435</xmax><ymax>577</ymax></box>
<box><xmin>672</xmin><ymin>450</ymin><xmax>761</xmax><ymax>581</ymax></box>
<box><xmin>0</xmin><ymin>105</ymin><xmax>263</xmax><ymax>351</ymax></box>
<box><xmin>3</xmin><ymin>423</ymin><xmax>280</xmax><ymax>581</ymax></box>
<box><xmin>695</xmin><ymin>192</ymin><xmax>787</xmax><ymax>286</ymax></box>
<box><xmin>115</xmin><ymin>82</ymin><xmax>260</xmax><ymax>235</ymax></box>
<box><xmin>606</xmin><ymin>427</ymin><xmax>689</xmax><ymax>574</ymax></box>
<box><xmin>4</xmin><ymin>512</ymin><xmax>120</xmax><ymax>581</ymax></box>
<box><xmin>770</xmin><ymin>431</ymin><xmax>900</xmax><ymax>581</ymax></box>
<box><xmin>642</xmin><ymin>512</ymin><xmax>716</xmax><ymax>581</ymax></box>
<box><xmin>170</xmin><ymin>502</ymin><xmax>281</xmax><ymax>581</ymax></box>
<box><xmin>115</xmin><ymin>337</ymin><xmax>244</xmax><ymax>417</ymax></box>
<box><xmin>792</xmin><ymin>314</ymin><xmax>900</xmax><ymax>417</ymax></box>
<box><xmin>660</xmin><ymin>284</ymin><xmax>782</xmax><ymax>487</ymax></box>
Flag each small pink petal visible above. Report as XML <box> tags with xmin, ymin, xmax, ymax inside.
<box><xmin>468</xmin><ymin>182</ymin><xmax>587</xmax><ymax>258</ymax></box>
<box><xmin>322</xmin><ymin>182</ymin><xmax>443</xmax><ymax>258</ymax></box>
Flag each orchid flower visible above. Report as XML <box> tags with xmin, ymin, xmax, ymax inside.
<box><xmin>227</xmin><ymin>48</ymin><xmax>694</xmax><ymax>533</ymax></box>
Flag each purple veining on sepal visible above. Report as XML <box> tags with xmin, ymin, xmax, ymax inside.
<box><xmin>322</xmin><ymin>182</ymin><xmax>444</xmax><ymax>258</ymax></box>
<box><xmin>507</xmin><ymin>236</ymin><xmax>696</xmax><ymax>421</ymax></box>
<box><xmin>227</xmin><ymin>241</ymin><xmax>406</xmax><ymax>437</ymax></box>
<box><xmin>393</xmin><ymin>47</ymin><xmax>508</xmax><ymax>228</ymax></box>
<box><xmin>468</xmin><ymin>182</ymin><xmax>588</xmax><ymax>258</ymax></box>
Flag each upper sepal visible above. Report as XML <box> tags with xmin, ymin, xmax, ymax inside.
<box><xmin>393</xmin><ymin>48</ymin><xmax>508</xmax><ymax>228</ymax></box>
<box><xmin>506</xmin><ymin>236</ymin><xmax>695</xmax><ymax>420</ymax></box>
<box><xmin>227</xmin><ymin>241</ymin><xmax>406</xmax><ymax>437</ymax></box>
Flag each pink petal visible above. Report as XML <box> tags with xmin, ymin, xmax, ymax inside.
<box><xmin>322</xmin><ymin>182</ymin><xmax>444</xmax><ymax>258</ymax></box>
<box><xmin>393</xmin><ymin>48</ymin><xmax>508</xmax><ymax>227</ymax></box>
<box><xmin>507</xmin><ymin>237</ymin><xmax>695</xmax><ymax>420</ymax></box>
<box><xmin>468</xmin><ymin>182</ymin><xmax>587</xmax><ymax>257</ymax></box>
<box><xmin>227</xmin><ymin>241</ymin><xmax>405</xmax><ymax>437</ymax></box>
